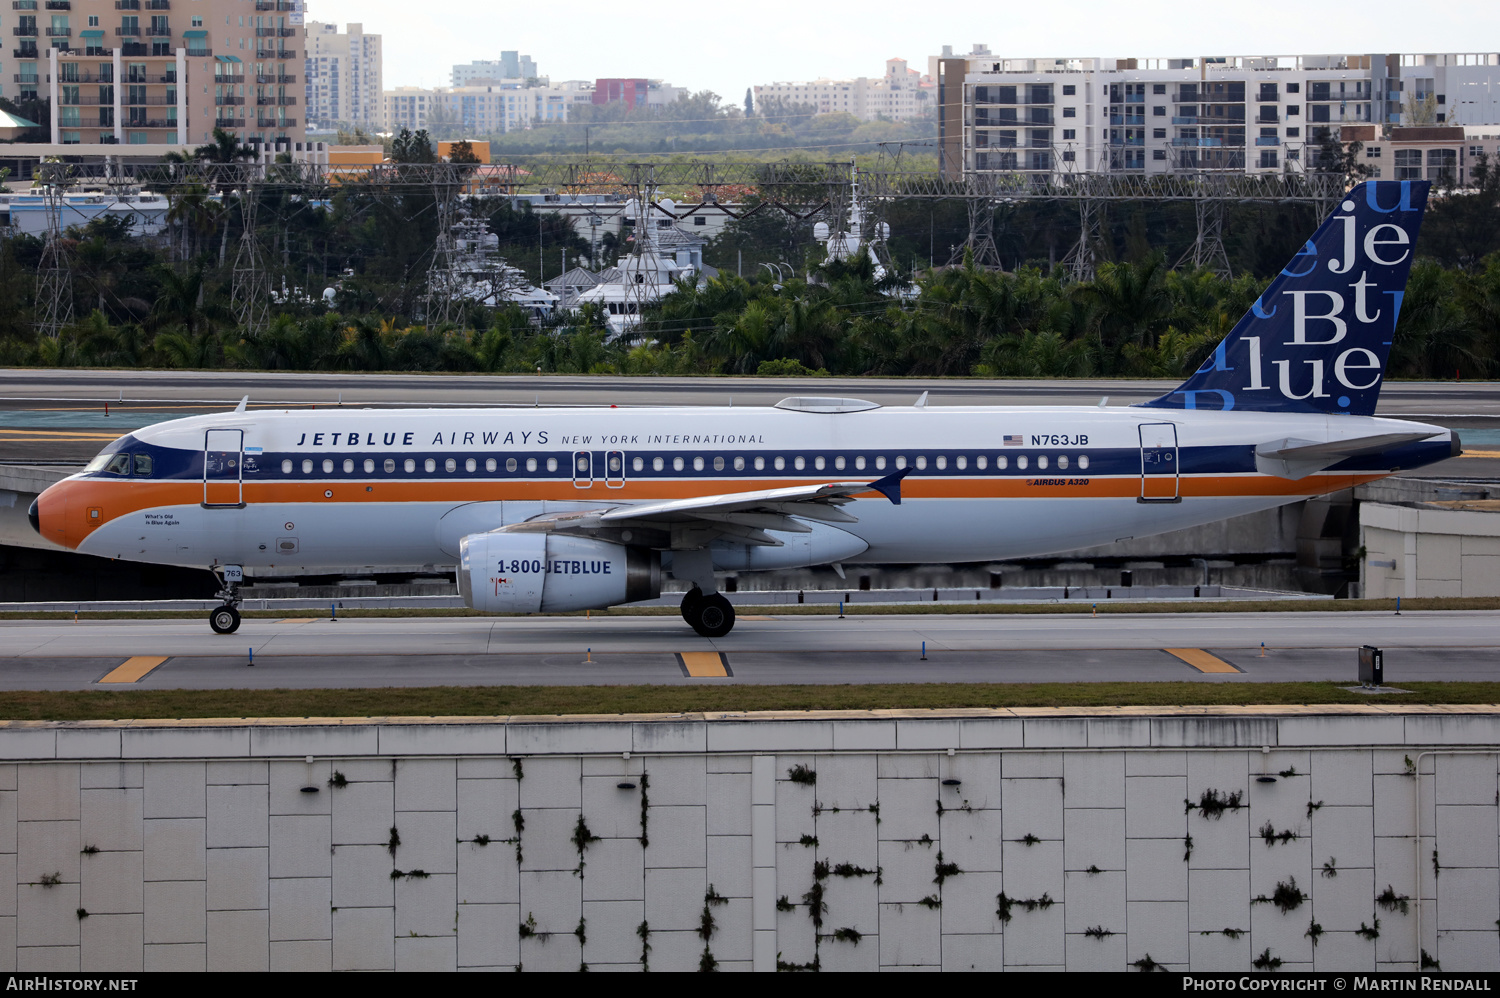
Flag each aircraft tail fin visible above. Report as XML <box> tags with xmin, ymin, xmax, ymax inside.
<box><xmin>1141</xmin><ymin>180</ymin><xmax>1429</xmax><ymax>416</ymax></box>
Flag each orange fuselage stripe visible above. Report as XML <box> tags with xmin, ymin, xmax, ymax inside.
<box><xmin>41</xmin><ymin>472</ymin><xmax>1387</xmax><ymax>550</ymax></box>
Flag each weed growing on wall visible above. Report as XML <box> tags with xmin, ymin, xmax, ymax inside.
<box><xmin>1252</xmin><ymin>877</ymin><xmax>1306</xmax><ymax>914</ymax></box>
<box><xmin>1377</xmin><ymin>886</ymin><xmax>1411</xmax><ymax>915</ymax></box>
<box><xmin>1258</xmin><ymin>821</ymin><xmax>1298</xmax><ymax>846</ymax></box>
<box><xmin>1185</xmin><ymin>789</ymin><xmax>1245</xmax><ymax>818</ymax></box>
<box><xmin>572</xmin><ymin>816</ymin><xmax>600</xmax><ymax>878</ymax></box>
<box><xmin>637</xmin><ymin>920</ymin><xmax>651</xmax><ymax>971</ymax></box>
<box><xmin>638</xmin><ymin>772</ymin><xmax>651</xmax><ymax>848</ymax></box>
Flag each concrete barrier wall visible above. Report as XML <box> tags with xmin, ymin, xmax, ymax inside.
<box><xmin>1361</xmin><ymin>502</ymin><xmax>1500</xmax><ymax>598</ymax></box>
<box><xmin>0</xmin><ymin>708</ymin><xmax>1496</xmax><ymax>972</ymax></box>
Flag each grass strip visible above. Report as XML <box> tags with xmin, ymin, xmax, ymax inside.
<box><xmin>1</xmin><ymin>681</ymin><xmax>1498</xmax><ymax>722</ymax></box>
<box><xmin>4</xmin><ymin>596</ymin><xmax>1500</xmax><ymax>622</ymax></box>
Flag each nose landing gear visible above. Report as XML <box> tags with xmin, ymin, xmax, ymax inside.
<box><xmin>209</xmin><ymin>565</ymin><xmax>243</xmax><ymax>634</ymax></box>
<box><xmin>209</xmin><ymin>604</ymin><xmax>241</xmax><ymax>634</ymax></box>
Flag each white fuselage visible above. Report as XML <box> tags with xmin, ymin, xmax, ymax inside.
<box><xmin>38</xmin><ymin>402</ymin><xmax>1453</xmax><ymax>580</ymax></box>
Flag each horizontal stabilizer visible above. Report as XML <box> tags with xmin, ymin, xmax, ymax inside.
<box><xmin>1254</xmin><ymin>432</ymin><xmax>1437</xmax><ymax>480</ymax></box>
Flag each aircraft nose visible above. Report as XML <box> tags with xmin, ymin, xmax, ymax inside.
<box><xmin>33</xmin><ymin>481</ymin><xmax>74</xmax><ymax>549</ymax></box>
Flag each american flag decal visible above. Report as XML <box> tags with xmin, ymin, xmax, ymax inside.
<box><xmin>1003</xmin><ymin>434</ymin><xmax>1023</xmax><ymax>446</ymax></box>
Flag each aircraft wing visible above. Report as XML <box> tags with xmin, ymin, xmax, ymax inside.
<box><xmin>498</xmin><ymin>468</ymin><xmax>910</xmax><ymax>547</ymax></box>
<box><xmin>1254</xmin><ymin>432</ymin><xmax>1440</xmax><ymax>480</ymax></box>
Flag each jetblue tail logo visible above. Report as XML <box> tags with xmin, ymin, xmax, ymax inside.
<box><xmin>1143</xmin><ymin>181</ymin><xmax>1428</xmax><ymax>416</ymax></box>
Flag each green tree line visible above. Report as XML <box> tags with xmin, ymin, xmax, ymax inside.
<box><xmin>0</xmin><ymin>152</ymin><xmax>1495</xmax><ymax>380</ymax></box>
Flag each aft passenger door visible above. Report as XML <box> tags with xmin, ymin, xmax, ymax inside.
<box><xmin>1138</xmin><ymin>422</ymin><xmax>1180</xmax><ymax>503</ymax></box>
<box><xmin>203</xmin><ymin>429</ymin><xmax>245</xmax><ymax>507</ymax></box>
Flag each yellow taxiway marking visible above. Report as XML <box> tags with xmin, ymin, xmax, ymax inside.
<box><xmin>0</xmin><ymin>430</ymin><xmax>120</xmax><ymax>441</ymax></box>
<box><xmin>1165</xmin><ymin>648</ymin><xmax>1240</xmax><ymax>674</ymax></box>
<box><xmin>677</xmin><ymin>652</ymin><xmax>732</xmax><ymax>677</ymax></box>
<box><xmin>98</xmin><ymin>656</ymin><xmax>169</xmax><ymax>684</ymax></box>
<box><xmin>1460</xmin><ymin>449</ymin><xmax>1500</xmax><ymax>459</ymax></box>
<box><xmin>277</xmin><ymin>618</ymin><xmax>317</xmax><ymax>624</ymax></box>
<box><xmin>739</xmin><ymin>615</ymin><xmax>776</xmax><ymax>621</ymax></box>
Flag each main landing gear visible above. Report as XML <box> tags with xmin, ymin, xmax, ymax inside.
<box><xmin>680</xmin><ymin>586</ymin><xmax>735</xmax><ymax>638</ymax></box>
<box><xmin>209</xmin><ymin>566</ymin><xmax>243</xmax><ymax>634</ymax></box>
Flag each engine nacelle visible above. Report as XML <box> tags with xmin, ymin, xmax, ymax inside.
<box><xmin>457</xmin><ymin>532</ymin><xmax>660</xmax><ymax>613</ymax></box>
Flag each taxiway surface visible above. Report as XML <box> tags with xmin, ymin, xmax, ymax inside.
<box><xmin>2</xmin><ymin>610</ymin><xmax>1496</xmax><ymax>689</ymax></box>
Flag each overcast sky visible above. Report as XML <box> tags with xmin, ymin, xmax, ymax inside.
<box><xmin>308</xmin><ymin>1</ymin><xmax>1500</xmax><ymax>100</ymax></box>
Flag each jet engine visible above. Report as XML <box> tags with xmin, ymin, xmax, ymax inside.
<box><xmin>457</xmin><ymin>532</ymin><xmax>660</xmax><ymax>613</ymax></box>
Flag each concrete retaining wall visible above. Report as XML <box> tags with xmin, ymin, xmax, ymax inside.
<box><xmin>0</xmin><ymin>708</ymin><xmax>1497</xmax><ymax>972</ymax></box>
<box><xmin>1361</xmin><ymin>502</ymin><xmax>1500</xmax><ymax>598</ymax></box>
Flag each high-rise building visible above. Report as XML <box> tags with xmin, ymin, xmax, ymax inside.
<box><xmin>452</xmin><ymin>54</ymin><xmax>537</xmax><ymax>87</ymax></box>
<box><xmin>385</xmin><ymin>78</ymin><xmax>683</xmax><ymax>135</ymax></box>
<box><xmin>304</xmin><ymin>21</ymin><xmax>382</xmax><ymax>130</ymax></box>
<box><xmin>752</xmin><ymin>59</ymin><xmax>936</xmax><ymax>122</ymax></box>
<box><xmin>5</xmin><ymin>0</ymin><xmax>305</xmax><ymax>148</ymax></box>
<box><xmin>385</xmin><ymin>80</ymin><xmax>595</xmax><ymax>134</ymax></box>
<box><xmin>931</xmin><ymin>47</ymin><xmax>1500</xmax><ymax>181</ymax></box>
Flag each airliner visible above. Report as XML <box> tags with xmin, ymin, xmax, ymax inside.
<box><xmin>30</xmin><ymin>181</ymin><xmax>1457</xmax><ymax>637</ymax></box>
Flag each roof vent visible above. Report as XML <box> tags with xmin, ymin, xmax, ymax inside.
<box><xmin>774</xmin><ymin>397</ymin><xmax>882</xmax><ymax>414</ymax></box>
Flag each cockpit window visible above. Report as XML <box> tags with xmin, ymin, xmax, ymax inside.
<box><xmin>85</xmin><ymin>453</ymin><xmax>111</xmax><ymax>472</ymax></box>
<box><xmin>133</xmin><ymin>454</ymin><xmax>153</xmax><ymax>477</ymax></box>
<box><xmin>104</xmin><ymin>453</ymin><xmax>132</xmax><ymax>476</ymax></box>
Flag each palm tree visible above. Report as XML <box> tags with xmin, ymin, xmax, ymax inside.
<box><xmin>151</xmin><ymin>265</ymin><xmax>224</xmax><ymax>335</ymax></box>
<box><xmin>165</xmin><ymin>185</ymin><xmax>222</xmax><ymax>263</ymax></box>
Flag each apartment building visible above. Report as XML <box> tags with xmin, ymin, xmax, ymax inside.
<box><xmin>303</xmin><ymin>21</ymin><xmax>381</xmax><ymax>129</ymax></box>
<box><xmin>384</xmin><ymin>80</ymin><xmax>594</xmax><ymax>134</ymax></box>
<box><xmin>752</xmin><ymin>58</ymin><xmax>934</xmax><ymax>121</ymax></box>
<box><xmin>452</xmin><ymin>53</ymin><xmax>536</xmax><ymax>87</ymax></box>
<box><xmin>3</xmin><ymin>0</ymin><xmax>304</xmax><ymax>147</ymax></box>
<box><xmin>384</xmin><ymin>78</ymin><xmax>683</xmax><ymax>134</ymax></box>
<box><xmin>930</xmin><ymin>47</ymin><xmax>1500</xmax><ymax>181</ymax></box>
<box><xmin>1345</xmin><ymin>124</ymin><xmax>1500</xmax><ymax>184</ymax></box>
